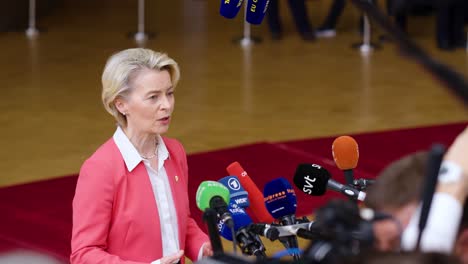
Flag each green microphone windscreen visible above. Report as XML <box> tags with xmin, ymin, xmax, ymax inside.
<box><xmin>196</xmin><ymin>181</ymin><xmax>230</xmax><ymax>211</ymax></box>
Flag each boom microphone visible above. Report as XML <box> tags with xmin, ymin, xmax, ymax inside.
<box><xmin>294</xmin><ymin>163</ymin><xmax>366</xmax><ymax>202</ymax></box>
<box><xmin>332</xmin><ymin>136</ymin><xmax>359</xmax><ymax>185</ymax></box>
<box><xmin>196</xmin><ymin>181</ymin><xmax>234</xmax><ymax>228</ymax></box>
<box><xmin>218</xmin><ymin>176</ymin><xmax>250</xmax><ymax>208</ymax></box>
<box><xmin>226</xmin><ymin>162</ymin><xmax>274</xmax><ymax>223</ymax></box>
<box><xmin>416</xmin><ymin>144</ymin><xmax>445</xmax><ymax>250</ymax></box>
<box><xmin>245</xmin><ymin>0</ymin><xmax>270</xmax><ymax>25</ymax></box>
<box><xmin>219</xmin><ymin>0</ymin><xmax>244</xmax><ymax>19</ymax></box>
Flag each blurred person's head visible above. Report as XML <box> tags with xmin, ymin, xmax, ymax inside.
<box><xmin>365</xmin><ymin>152</ymin><xmax>428</xmax><ymax>251</ymax></box>
<box><xmin>101</xmin><ymin>48</ymin><xmax>180</xmax><ymax>132</ymax></box>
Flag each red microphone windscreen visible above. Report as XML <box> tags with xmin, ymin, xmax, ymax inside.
<box><xmin>332</xmin><ymin>136</ymin><xmax>359</xmax><ymax>170</ymax></box>
<box><xmin>226</xmin><ymin>162</ymin><xmax>274</xmax><ymax>223</ymax></box>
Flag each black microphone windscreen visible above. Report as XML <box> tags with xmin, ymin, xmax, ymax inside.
<box><xmin>293</xmin><ymin>164</ymin><xmax>331</xmax><ymax>196</ymax></box>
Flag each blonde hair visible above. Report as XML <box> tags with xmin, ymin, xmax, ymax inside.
<box><xmin>101</xmin><ymin>48</ymin><xmax>180</xmax><ymax>127</ymax></box>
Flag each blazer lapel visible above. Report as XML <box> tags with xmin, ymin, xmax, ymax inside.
<box><xmin>164</xmin><ymin>156</ymin><xmax>186</xmax><ymax>247</ymax></box>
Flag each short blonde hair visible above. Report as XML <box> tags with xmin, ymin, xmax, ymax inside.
<box><xmin>101</xmin><ymin>48</ymin><xmax>180</xmax><ymax>127</ymax></box>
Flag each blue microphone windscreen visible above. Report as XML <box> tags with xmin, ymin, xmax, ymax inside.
<box><xmin>219</xmin><ymin>203</ymin><xmax>253</xmax><ymax>241</ymax></box>
<box><xmin>245</xmin><ymin>0</ymin><xmax>270</xmax><ymax>25</ymax></box>
<box><xmin>219</xmin><ymin>176</ymin><xmax>250</xmax><ymax>208</ymax></box>
<box><xmin>263</xmin><ymin>178</ymin><xmax>297</xmax><ymax>219</ymax></box>
<box><xmin>220</xmin><ymin>0</ymin><xmax>244</xmax><ymax>19</ymax></box>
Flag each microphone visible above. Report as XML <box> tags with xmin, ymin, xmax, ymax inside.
<box><xmin>218</xmin><ymin>204</ymin><xmax>267</xmax><ymax>258</ymax></box>
<box><xmin>352</xmin><ymin>178</ymin><xmax>375</xmax><ymax>191</ymax></box>
<box><xmin>203</xmin><ymin>208</ymin><xmax>224</xmax><ymax>256</ymax></box>
<box><xmin>332</xmin><ymin>136</ymin><xmax>359</xmax><ymax>185</ymax></box>
<box><xmin>249</xmin><ymin>222</ymin><xmax>316</xmax><ymax>238</ymax></box>
<box><xmin>196</xmin><ymin>181</ymin><xmax>234</xmax><ymax>228</ymax></box>
<box><xmin>226</xmin><ymin>162</ymin><xmax>274</xmax><ymax>223</ymax></box>
<box><xmin>245</xmin><ymin>0</ymin><xmax>270</xmax><ymax>25</ymax></box>
<box><xmin>218</xmin><ymin>176</ymin><xmax>250</xmax><ymax>208</ymax></box>
<box><xmin>263</xmin><ymin>178</ymin><xmax>297</xmax><ymax>222</ymax></box>
<box><xmin>294</xmin><ymin>164</ymin><xmax>366</xmax><ymax>202</ymax></box>
<box><xmin>219</xmin><ymin>0</ymin><xmax>244</xmax><ymax>19</ymax></box>
<box><xmin>263</xmin><ymin>178</ymin><xmax>300</xmax><ymax>260</ymax></box>
<box><xmin>247</xmin><ymin>223</ymin><xmax>280</xmax><ymax>241</ymax></box>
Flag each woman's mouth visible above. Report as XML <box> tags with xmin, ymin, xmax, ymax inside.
<box><xmin>158</xmin><ymin>116</ymin><xmax>170</xmax><ymax>124</ymax></box>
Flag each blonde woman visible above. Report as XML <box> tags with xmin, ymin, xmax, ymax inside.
<box><xmin>71</xmin><ymin>48</ymin><xmax>212</xmax><ymax>264</ymax></box>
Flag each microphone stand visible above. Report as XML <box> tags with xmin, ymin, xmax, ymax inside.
<box><xmin>278</xmin><ymin>215</ymin><xmax>301</xmax><ymax>261</ymax></box>
<box><xmin>229</xmin><ymin>225</ymin><xmax>238</xmax><ymax>254</ymax></box>
<box><xmin>203</xmin><ymin>208</ymin><xmax>224</xmax><ymax>256</ymax></box>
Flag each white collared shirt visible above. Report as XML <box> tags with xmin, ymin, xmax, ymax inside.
<box><xmin>113</xmin><ymin>126</ymin><xmax>180</xmax><ymax>262</ymax></box>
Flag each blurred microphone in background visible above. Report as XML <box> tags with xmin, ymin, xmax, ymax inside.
<box><xmin>303</xmin><ymin>199</ymin><xmax>374</xmax><ymax>264</ymax></box>
<box><xmin>263</xmin><ymin>177</ymin><xmax>301</xmax><ymax>260</ymax></box>
<box><xmin>294</xmin><ymin>163</ymin><xmax>366</xmax><ymax>202</ymax></box>
<box><xmin>245</xmin><ymin>0</ymin><xmax>270</xmax><ymax>24</ymax></box>
<box><xmin>219</xmin><ymin>0</ymin><xmax>244</xmax><ymax>19</ymax></box>
<box><xmin>227</xmin><ymin>162</ymin><xmax>274</xmax><ymax>223</ymax></box>
<box><xmin>332</xmin><ymin>136</ymin><xmax>359</xmax><ymax>185</ymax></box>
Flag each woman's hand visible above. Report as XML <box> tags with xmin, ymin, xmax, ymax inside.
<box><xmin>202</xmin><ymin>242</ymin><xmax>213</xmax><ymax>257</ymax></box>
<box><xmin>160</xmin><ymin>250</ymin><xmax>184</xmax><ymax>264</ymax></box>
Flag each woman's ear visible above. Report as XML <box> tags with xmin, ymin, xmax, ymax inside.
<box><xmin>114</xmin><ymin>98</ymin><xmax>128</xmax><ymax>116</ymax></box>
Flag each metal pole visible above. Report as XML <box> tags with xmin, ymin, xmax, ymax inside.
<box><xmin>240</xmin><ymin>3</ymin><xmax>253</xmax><ymax>47</ymax></box>
<box><xmin>134</xmin><ymin>0</ymin><xmax>147</xmax><ymax>42</ymax></box>
<box><xmin>360</xmin><ymin>14</ymin><xmax>372</xmax><ymax>54</ymax></box>
<box><xmin>26</xmin><ymin>0</ymin><xmax>39</xmax><ymax>38</ymax></box>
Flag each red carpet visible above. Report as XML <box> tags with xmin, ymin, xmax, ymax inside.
<box><xmin>0</xmin><ymin>122</ymin><xmax>466</xmax><ymax>261</ymax></box>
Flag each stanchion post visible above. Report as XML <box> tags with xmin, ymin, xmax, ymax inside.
<box><xmin>234</xmin><ymin>2</ymin><xmax>261</xmax><ymax>47</ymax></box>
<box><xmin>351</xmin><ymin>0</ymin><xmax>380</xmax><ymax>54</ymax></box>
<box><xmin>360</xmin><ymin>14</ymin><xmax>372</xmax><ymax>54</ymax></box>
<box><xmin>26</xmin><ymin>0</ymin><xmax>39</xmax><ymax>38</ymax></box>
<box><xmin>134</xmin><ymin>0</ymin><xmax>148</xmax><ymax>43</ymax></box>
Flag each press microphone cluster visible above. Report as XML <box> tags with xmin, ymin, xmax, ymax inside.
<box><xmin>195</xmin><ymin>160</ymin><xmax>381</xmax><ymax>263</ymax></box>
<box><xmin>195</xmin><ymin>172</ymin><xmax>270</xmax><ymax>258</ymax></box>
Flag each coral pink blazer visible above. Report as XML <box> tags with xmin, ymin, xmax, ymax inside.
<box><xmin>71</xmin><ymin>137</ymin><xmax>208</xmax><ymax>264</ymax></box>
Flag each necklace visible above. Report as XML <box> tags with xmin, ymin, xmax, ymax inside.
<box><xmin>140</xmin><ymin>139</ymin><xmax>159</xmax><ymax>160</ymax></box>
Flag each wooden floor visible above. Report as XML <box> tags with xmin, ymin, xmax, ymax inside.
<box><xmin>0</xmin><ymin>0</ymin><xmax>466</xmax><ymax>188</ymax></box>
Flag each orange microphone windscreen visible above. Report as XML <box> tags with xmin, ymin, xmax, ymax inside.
<box><xmin>332</xmin><ymin>136</ymin><xmax>359</xmax><ymax>170</ymax></box>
